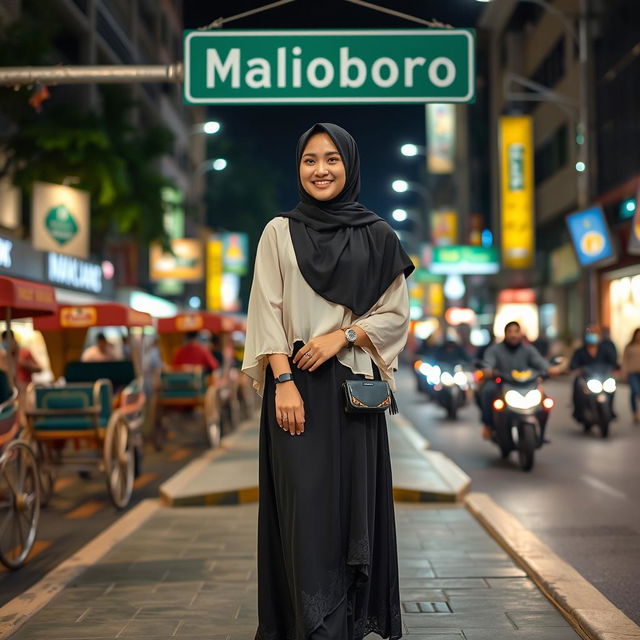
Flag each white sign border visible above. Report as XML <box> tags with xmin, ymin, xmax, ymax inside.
<box><xmin>184</xmin><ymin>29</ymin><xmax>475</xmax><ymax>105</ymax></box>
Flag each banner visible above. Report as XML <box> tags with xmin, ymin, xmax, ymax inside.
<box><xmin>0</xmin><ymin>180</ymin><xmax>20</xmax><ymax>229</ymax></box>
<box><xmin>206</xmin><ymin>237</ymin><xmax>223</xmax><ymax>311</ymax></box>
<box><xmin>222</xmin><ymin>232</ymin><xmax>249</xmax><ymax>275</ymax></box>
<box><xmin>32</xmin><ymin>181</ymin><xmax>90</xmax><ymax>259</ymax></box>
<box><xmin>426</xmin><ymin>104</ymin><xmax>455</xmax><ymax>174</ymax></box>
<box><xmin>149</xmin><ymin>239</ymin><xmax>204</xmax><ymax>282</ymax></box>
<box><xmin>499</xmin><ymin>116</ymin><xmax>534</xmax><ymax>269</ymax></box>
<box><xmin>431</xmin><ymin>210</ymin><xmax>457</xmax><ymax>247</ymax></box>
<box><xmin>566</xmin><ymin>206</ymin><xmax>615</xmax><ymax>267</ymax></box>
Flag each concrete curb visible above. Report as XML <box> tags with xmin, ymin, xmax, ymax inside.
<box><xmin>465</xmin><ymin>492</ymin><xmax>640</xmax><ymax>640</ymax></box>
<box><xmin>0</xmin><ymin>498</ymin><xmax>160</xmax><ymax>640</ymax></box>
<box><xmin>159</xmin><ymin>415</ymin><xmax>260</xmax><ymax>507</ymax></box>
<box><xmin>161</xmin><ymin>409</ymin><xmax>471</xmax><ymax>506</ymax></box>
<box><xmin>389</xmin><ymin>412</ymin><xmax>471</xmax><ymax>503</ymax></box>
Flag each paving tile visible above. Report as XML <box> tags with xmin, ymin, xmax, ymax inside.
<box><xmin>506</xmin><ymin>609</ymin><xmax>571</xmax><ymax>628</ymax></box>
<box><xmin>9</xmin><ymin>503</ymin><xmax>580</xmax><ymax>639</ymax></box>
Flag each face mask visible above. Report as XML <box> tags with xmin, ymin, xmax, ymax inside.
<box><xmin>585</xmin><ymin>333</ymin><xmax>599</xmax><ymax>345</ymax></box>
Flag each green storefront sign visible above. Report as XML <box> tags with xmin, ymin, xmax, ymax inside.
<box><xmin>45</xmin><ymin>204</ymin><xmax>79</xmax><ymax>246</ymax></box>
<box><xmin>184</xmin><ymin>29</ymin><xmax>475</xmax><ymax>104</ymax></box>
<box><xmin>431</xmin><ymin>245</ymin><xmax>499</xmax><ymax>275</ymax></box>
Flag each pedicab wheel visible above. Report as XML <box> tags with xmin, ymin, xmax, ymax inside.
<box><xmin>0</xmin><ymin>441</ymin><xmax>41</xmax><ymax>570</ymax></box>
<box><xmin>150</xmin><ymin>397</ymin><xmax>165</xmax><ymax>452</ymax></box>
<box><xmin>206</xmin><ymin>419</ymin><xmax>221</xmax><ymax>449</ymax></box>
<box><xmin>103</xmin><ymin>413</ymin><xmax>134</xmax><ymax>509</ymax></box>
<box><xmin>32</xmin><ymin>441</ymin><xmax>55</xmax><ymax>507</ymax></box>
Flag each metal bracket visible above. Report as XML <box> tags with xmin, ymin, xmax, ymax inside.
<box><xmin>344</xmin><ymin>0</ymin><xmax>453</xmax><ymax>29</ymax></box>
<box><xmin>197</xmin><ymin>0</ymin><xmax>296</xmax><ymax>30</ymax></box>
<box><xmin>504</xmin><ymin>72</ymin><xmax>578</xmax><ymax>116</ymax></box>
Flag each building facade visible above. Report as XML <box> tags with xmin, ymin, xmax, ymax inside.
<box><xmin>478</xmin><ymin>0</ymin><xmax>640</xmax><ymax>351</ymax></box>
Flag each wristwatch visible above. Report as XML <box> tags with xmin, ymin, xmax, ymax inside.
<box><xmin>344</xmin><ymin>327</ymin><xmax>357</xmax><ymax>348</ymax></box>
<box><xmin>274</xmin><ymin>372</ymin><xmax>294</xmax><ymax>384</ymax></box>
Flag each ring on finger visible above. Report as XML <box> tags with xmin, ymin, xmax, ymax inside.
<box><xmin>305</xmin><ymin>352</ymin><xmax>313</xmax><ymax>358</ymax></box>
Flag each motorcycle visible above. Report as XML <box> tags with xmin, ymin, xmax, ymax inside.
<box><xmin>414</xmin><ymin>360</ymin><xmax>470</xmax><ymax>419</ymax></box>
<box><xmin>490</xmin><ymin>368</ymin><xmax>554</xmax><ymax>471</ymax></box>
<box><xmin>573</xmin><ymin>364</ymin><xmax>616</xmax><ymax>438</ymax></box>
<box><xmin>413</xmin><ymin>359</ymin><xmax>434</xmax><ymax>395</ymax></box>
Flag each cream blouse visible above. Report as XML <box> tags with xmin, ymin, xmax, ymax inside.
<box><xmin>242</xmin><ymin>216</ymin><xmax>410</xmax><ymax>397</ymax></box>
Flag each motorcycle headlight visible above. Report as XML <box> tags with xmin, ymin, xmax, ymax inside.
<box><xmin>586</xmin><ymin>379</ymin><xmax>603</xmax><ymax>394</ymax></box>
<box><xmin>602</xmin><ymin>377</ymin><xmax>616</xmax><ymax>393</ymax></box>
<box><xmin>453</xmin><ymin>371</ymin><xmax>467</xmax><ymax>386</ymax></box>
<box><xmin>427</xmin><ymin>365</ymin><xmax>441</xmax><ymax>385</ymax></box>
<box><xmin>419</xmin><ymin>363</ymin><xmax>431</xmax><ymax>377</ymax></box>
<box><xmin>440</xmin><ymin>371</ymin><xmax>454</xmax><ymax>386</ymax></box>
<box><xmin>504</xmin><ymin>389</ymin><xmax>542</xmax><ymax>409</ymax></box>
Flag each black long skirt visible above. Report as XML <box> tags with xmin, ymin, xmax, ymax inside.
<box><xmin>255</xmin><ymin>341</ymin><xmax>402</xmax><ymax>640</ymax></box>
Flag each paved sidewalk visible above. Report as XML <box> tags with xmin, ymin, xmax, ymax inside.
<box><xmin>160</xmin><ymin>413</ymin><xmax>471</xmax><ymax>506</ymax></box>
<box><xmin>6</xmin><ymin>501</ymin><xmax>579</xmax><ymax>639</ymax></box>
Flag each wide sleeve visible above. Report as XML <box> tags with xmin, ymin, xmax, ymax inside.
<box><xmin>352</xmin><ymin>273</ymin><xmax>410</xmax><ymax>376</ymax></box>
<box><xmin>241</xmin><ymin>220</ymin><xmax>291</xmax><ymax>397</ymax></box>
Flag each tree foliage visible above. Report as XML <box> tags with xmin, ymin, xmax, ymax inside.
<box><xmin>0</xmin><ymin>8</ymin><xmax>175</xmax><ymax>249</ymax></box>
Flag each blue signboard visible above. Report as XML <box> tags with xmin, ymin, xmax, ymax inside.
<box><xmin>566</xmin><ymin>206</ymin><xmax>615</xmax><ymax>267</ymax></box>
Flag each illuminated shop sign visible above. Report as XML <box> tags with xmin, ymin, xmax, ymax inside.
<box><xmin>46</xmin><ymin>252</ymin><xmax>103</xmax><ymax>293</ymax></box>
<box><xmin>0</xmin><ymin>237</ymin><xmax>13</xmax><ymax>268</ymax></box>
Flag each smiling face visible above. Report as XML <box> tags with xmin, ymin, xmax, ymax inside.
<box><xmin>299</xmin><ymin>132</ymin><xmax>346</xmax><ymax>201</ymax></box>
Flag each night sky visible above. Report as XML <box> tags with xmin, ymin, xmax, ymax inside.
<box><xmin>182</xmin><ymin>1</ymin><xmax>484</xmax><ymax>224</ymax></box>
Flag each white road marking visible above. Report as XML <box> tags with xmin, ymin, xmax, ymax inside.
<box><xmin>581</xmin><ymin>475</ymin><xmax>628</xmax><ymax>500</ymax></box>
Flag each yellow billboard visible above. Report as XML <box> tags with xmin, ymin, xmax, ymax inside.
<box><xmin>149</xmin><ymin>239</ymin><xmax>204</xmax><ymax>282</ymax></box>
<box><xmin>499</xmin><ymin>116</ymin><xmax>534</xmax><ymax>269</ymax></box>
<box><xmin>206</xmin><ymin>238</ymin><xmax>223</xmax><ymax>311</ymax></box>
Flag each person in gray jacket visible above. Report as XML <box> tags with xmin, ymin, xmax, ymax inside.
<box><xmin>480</xmin><ymin>321</ymin><xmax>563</xmax><ymax>439</ymax></box>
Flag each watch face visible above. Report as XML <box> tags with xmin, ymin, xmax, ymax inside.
<box><xmin>346</xmin><ymin>328</ymin><xmax>357</xmax><ymax>342</ymax></box>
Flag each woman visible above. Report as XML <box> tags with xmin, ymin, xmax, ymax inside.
<box><xmin>242</xmin><ymin>123</ymin><xmax>413</xmax><ymax>640</ymax></box>
<box><xmin>622</xmin><ymin>328</ymin><xmax>640</xmax><ymax>424</ymax></box>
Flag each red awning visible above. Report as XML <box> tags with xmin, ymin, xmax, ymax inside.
<box><xmin>157</xmin><ymin>312</ymin><xmax>237</xmax><ymax>334</ymax></box>
<box><xmin>33</xmin><ymin>303</ymin><xmax>153</xmax><ymax>330</ymax></box>
<box><xmin>0</xmin><ymin>275</ymin><xmax>57</xmax><ymax>319</ymax></box>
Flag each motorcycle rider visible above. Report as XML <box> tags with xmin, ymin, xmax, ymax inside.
<box><xmin>570</xmin><ymin>325</ymin><xmax>619</xmax><ymax>421</ymax></box>
<box><xmin>433</xmin><ymin>338</ymin><xmax>471</xmax><ymax>366</ymax></box>
<box><xmin>480</xmin><ymin>321</ymin><xmax>563</xmax><ymax>440</ymax></box>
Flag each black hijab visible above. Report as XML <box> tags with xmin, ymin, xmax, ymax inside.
<box><xmin>280</xmin><ymin>123</ymin><xmax>414</xmax><ymax>316</ymax></box>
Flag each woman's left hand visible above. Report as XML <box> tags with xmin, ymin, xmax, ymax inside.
<box><xmin>293</xmin><ymin>331</ymin><xmax>347</xmax><ymax>372</ymax></box>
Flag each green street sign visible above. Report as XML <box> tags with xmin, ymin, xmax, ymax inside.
<box><xmin>413</xmin><ymin>269</ymin><xmax>444</xmax><ymax>283</ymax></box>
<box><xmin>431</xmin><ymin>245</ymin><xmax>499</xmax><ymax>275</ymax></box>
<box><xmin>184</xmin><ymin>29</ymin><xmax>475</xmax><ymax>105</ymax></box>
<box><xmin>45</xmin><ymin>204</ymin><xmax>79</xmax><ymax>246</ymax></box>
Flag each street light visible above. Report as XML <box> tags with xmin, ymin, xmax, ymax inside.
<box><xmin>400</xmin><ymin>143</ymin><xmax>421</xmax><ymax>157</ymax></box>
<box><xmin>203</xmin><ymin>120</ymin><xmax>221</xmax><ymax>134</ymax></box>
<box><xmin>392</xmin><ymin>179</ymin><xmax>410</xmax><ymax>193</ymax></box>
<box><xmin>199</xmin><ymin>158</ymin><xmax>228</xmax><ymax>173</ymax></box>
<box><xmin>392</xmin><ymin>208</ymin><xmax>408</xmax><ymax>222</ymax></box>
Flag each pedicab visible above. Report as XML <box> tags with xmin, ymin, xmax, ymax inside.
<box><xmin>0</xmin><ymin>275</ymin><xmax>56</xmax><ymax>569</ymax></box>
<box><xmin>27</xmin><ymin>304</ymin><xmax>152</xmax><ymax>509</ymax></box>
<box><xmin>155</xmin><ymin>312</ymin><xmax>239</xmax><ymax>449</ymax></box>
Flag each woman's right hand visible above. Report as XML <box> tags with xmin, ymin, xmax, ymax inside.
<box><xmin>275</xmin><ymin>381</ymin><xmax>305</xmax><ymax>435</ymax></box>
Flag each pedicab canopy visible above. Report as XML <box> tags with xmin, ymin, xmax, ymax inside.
<box><xmin>157</xmin><ymin>312</ymin><xmax>236</xmax><ymax>335</ymax></box>
<box><xmin>33</xmin><ymin>303</ymin><xmax>153</xmax><ymax>379</ymax></box>
<box><xmin>157</xmin><ymin>312</ymin><xmax>237</xmax><ymax>365</ymax></box>
<box><xmin>0</xmin><ymin>275</ymin><xmax>57</xmax><ymax>319</ymax></box>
